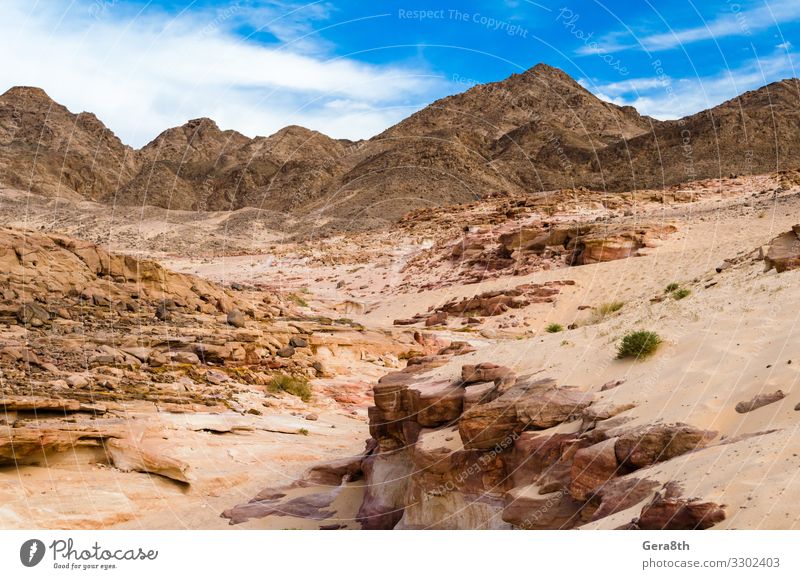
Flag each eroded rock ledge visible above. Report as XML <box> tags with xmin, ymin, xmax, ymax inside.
<box><xmin>352</xmin><ymin>361</ymin><xmax>720</xmax><ymax>529</ymax></box>
<box><xmin>226</xmin><ymin>358</ymin><xmax>725</xmax><ymax>530</ymax></box>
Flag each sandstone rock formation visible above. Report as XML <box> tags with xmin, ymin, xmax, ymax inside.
<box><xmin>340</xmin><ymin>362</ymin><xmax>722</xmax><ymax>529</ymax></box>
<box><xmin>763</xmin><ymin>225</ymin><xmax>800</xmax><ymax>272</ymax></box>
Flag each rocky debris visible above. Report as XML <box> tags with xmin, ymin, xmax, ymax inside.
<box><xmin>569</xmin><ymin>438</ymin><xmax>621</xmax><ymax>502</ymax></box>
<box><xmin>351</xmin><ymin>358</ymin><xmax>726</xmax><ymax>529</ymax></box>
<box><xmin>16</xmin><ymin>302</ymin><xmax>50</xmax><ymax>327</ymax></box>
<box><xmin>226</xmin><ymin>309</ymin><xmax>246</xmax><ymax>328</ymax></box>
<box><xmin>735</xmin><ymin>390</ymin><xmax>786</xmax><ymax>413</ymax></box>
<box><xmin>106</xmin><ymin>437</ymin><xmax>191</xmax><ymax>484</ymax></box>
<box><xmin>425</xmin><ymin>311</ymin><xmax>448</xmax><ymax>326</ymax></box>
<box><xmin>434</xmin><ymin>281</ymin><xmax>574</xmax><ymax>318</ymax></box>
<box><xmin>614</xmin><ymin>424</ymin><xmax>717</xmax><ymax>468</ymax></box>
<box><xmin>763</xmin><ymin>225</ymin><xmax>800</xmax><ymax>272</ymax></box>
<box><xmin>460</xmin><ymin>377</ymin><xmax>592</xmax><ymax>450</ymax></box>
<box><xmin>461</xmin><ymin>362</ymin><xmax>516</xmax><ymax>388</ymax></box>
<box><xmin>494</xmin><ymin>221</ymin><xmax>676</xmax><ymax>267</ymax></box>
<box><xmin>393</xmin><ymin>317</ymin><xmax>423</xmax><ymax>326</ymax></box>
<box><xmin>586</xmin><ymin>477</ymin><xmax>660</xmax><ymax>522</ymax></box>
<box><xmin>0</xmin><ymin>226</ymin><xmax>411</xmax><ymax>500</ymax></box>
<box><xmin>436</xmin><ymin>341</ymin><xmax>476</xmax><ymax>356</ymax></box>
<box><xmin>631</xmin><ymin>483</ymin><xmax>725</xmax><ymax>530</ymax></box>
<box><xmin>289</xmin><ymin>336</ymin><xmax>308</xmax><ymax>348</ymax></box>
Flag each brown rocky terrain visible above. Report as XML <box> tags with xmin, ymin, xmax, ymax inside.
<box><xmin>0</xmin><ymin>225</ymin><xmax>432</xmax><ymax>528</ymax></box>
<box><xmin>4</xmin><ymin>167</ymin><xmax>800</xmax><ymax>529</ymax></box>
<box><xmin>0</xmin><ymin>87</ymin><xmax>137</xmax><ymax>201</ymax></box>
<box><xmin>2</xmin><ymin>65</ymin><xmax>799</xmax><ymax>232</ymax></box>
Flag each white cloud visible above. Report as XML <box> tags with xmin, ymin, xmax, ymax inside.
<box><xmin>0</xmin><ymin>0</ymin><xmax>448</xmax><ymax>147</ymax></box>
<box><xmin>579</xmin><ymin>0</ymin><xmax>800</xmax><ymax>55</ymax></box>
<box><xmin>587</xmin><ymin>51</ymin><xmax>797</xmax><ymax>119</ymax></box>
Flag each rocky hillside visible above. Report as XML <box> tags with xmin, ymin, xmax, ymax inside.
<box><xmin>0</xmin><ymin>87</ymin><xmax>138</xmax><ymax>200</ymax></box>
<box><xmin>1</xmin><ymin>66</ymin><xmax>799</xmax><ymax>228</ymax></box>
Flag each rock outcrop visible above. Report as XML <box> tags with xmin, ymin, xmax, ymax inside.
<box><xmin>763</xmin><ymin>225</ymin><xmax>800</xmax><ymax>273</ymax></box>
<box><xmin>351</xmin><ymin>362</ymin><xmax>721</xmax><ymax>529</ymax></box>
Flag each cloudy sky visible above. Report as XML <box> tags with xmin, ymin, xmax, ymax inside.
<box><xmin>1</xmin><ymin>0</ymin><xmax>796</xmax><ymax>147</ymax></box>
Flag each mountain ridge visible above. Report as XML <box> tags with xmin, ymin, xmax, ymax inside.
<box><xmin>1</xmin><ymin>65</ymin><xmax>799</xmax><ymax>228</ymax></box>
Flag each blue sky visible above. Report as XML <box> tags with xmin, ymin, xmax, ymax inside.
<box><xmin>0</xmin><ymin>0</ymin><xmax>796</xmax><ymax>146</ymax></box>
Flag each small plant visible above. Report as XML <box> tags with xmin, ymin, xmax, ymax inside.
<box><xmin>287</xmin><ymin>293</ymin><xmax>309</xmax><ymax>307</ymax></box>
<box><xmin>596</xmin><ymin>301</ymin><xmax>625</xmax><ymax>316</ymax></box>
<box><xmin>267</xmin><ymin>374</ymin><xmax>312</xmax><ymax>402</ymax></box>
<box><xmin>545</xmin><ymin>323</ymin><xmax>563</xmax><ymax>333</ymax></box>
<box><xmin>672</xmin><ymin>288</ymin><xmax>691</xmax><ymax>300</ymax></box>
<box><xmin>616</xmin><ymin>330</ymin><xmax>662</xmax><ymax>359</ymax></box>
<box><xmin>664</xmin><ymin>282</ymin><xmax>680</xmax><ymax>293</ymax></box>
<box><xmin>297</xmin><ymin>428</ymin><xmax>309</xmax><ymax>436</ymax></box>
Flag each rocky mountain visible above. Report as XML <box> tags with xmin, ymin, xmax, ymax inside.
<box><xmin>594</xmin><ymin>78</ymin><xmax>800</xmax><ymax>190</ymax></box>
<box><xmin>1</xmin><ymin>66</ymin><xmax>799</xmax><ymax>228</ymax></box>
<box><xmin>0</xmin><ymin>86</ymin><xmax>138</xmax><ymax>201</ymax></box>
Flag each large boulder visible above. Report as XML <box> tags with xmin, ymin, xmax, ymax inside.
<box><xmin>764</xmin><ymin>225</ymin><xmax>800</xmax><ymax>272</ymax></box>
<box><xmin>614</xmin><ymin>423</ymin><xmax>716</xmax><ymax>468</ymax></box>
<box><xmin>569</xmin><ymin>438</ymin><xmax>621</xmax><ymax>502</ymax></box>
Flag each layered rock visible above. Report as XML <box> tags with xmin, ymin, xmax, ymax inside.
<box><xmin>354</xmin><ymin>362</ymin><xmax>722</xmax><ymax>530</ymax></box>
<box><xmin>0</xmin><ymin>227</ymin><xmax>409</xmax><ymax>495</ymax></box>
<box><xmin>763</xmin><ymin>225</ymin><xmax>800</xmax><ymax>272</ymax></box>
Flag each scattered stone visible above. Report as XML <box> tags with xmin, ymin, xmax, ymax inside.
<box><xmin>226</xmin><ymin>309</ymin><xmax>246</xmax><ymax>328</ymax></box>
<box><xmin>735</xmin><ymin>390</ymin><xmax>785</xmax><ymax>413</ymax></box>
<box><xmin>289</xmin><ymin>336</ymin><xmax>308</xmax><ymax>348</ymax></box>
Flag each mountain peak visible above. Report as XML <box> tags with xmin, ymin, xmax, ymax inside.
<box><xmin>524</xmin><ymin>63</ymin><xmax>583</xmax><ymax>86</ymax></box>
<box><xmin>1</xmin><ymin>86</ymin><xmax>55</xmax><ymax>104</ymax></box>
<box><xmin>528</xmin><ymin>62</ymin><xmax>565</xmax><ymax>75</ymax></box>
<box><xmin>184</xmin><ymin>117</ymin><xmax>220</xmax><ymax>131</ymax></box>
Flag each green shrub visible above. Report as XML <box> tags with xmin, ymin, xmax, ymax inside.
<box><xmin>545</xmin><ymin>323</ymin><xmax>563</xmax><ymax>333</ymax></box>
<box><xmin>616</xmin><ymin>330</ymin><xmax>662</xmax><ymax>359</ymax></box>
<box><xmin>267</xmin><ymin>374</ymin><xmax>312</xmax><ymax>402</ymax></box>
<box><xmin>298</xmin><ymin>428</ymin><xmax>309</xmax><ymax>436</ymax></box>
<box><xmin>664</xmin><ymin>282</ymin><xmax>680</xmax><ymax>293</ymax></box>
<box><xmin>287</xmin><ymin>293</ymin><xmax>309</xmax><ymax>307</ymax></box>
<box><xmin>596</xmin><ymin>301</ymin><xmax>625</xmax><ymax>316</ymax></box>
<box><xmin>672</xmin><ymin>288</ymin><xmax>691</xmax><ymax>300</ymax></box>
